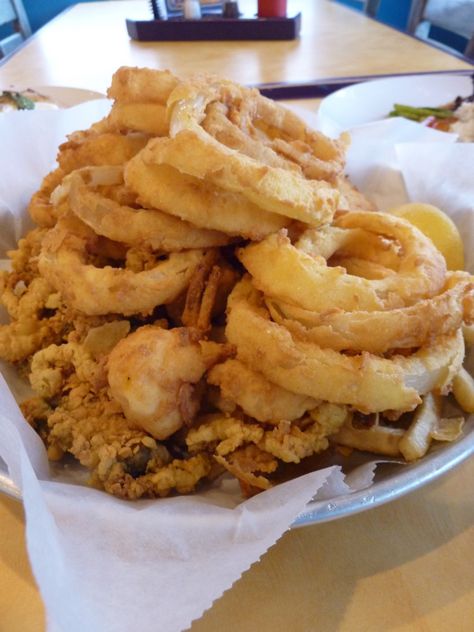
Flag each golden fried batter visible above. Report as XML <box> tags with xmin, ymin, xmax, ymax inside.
<box><xmin>23</xmin><ymin>340</ymin><xmax>213</xmax><ymax>499</ymax></box>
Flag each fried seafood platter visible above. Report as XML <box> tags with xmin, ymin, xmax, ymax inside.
<box><xmin>1</xmin><ymin>66</ymin><xmax>473</xmax><ymax>501</ymax></box>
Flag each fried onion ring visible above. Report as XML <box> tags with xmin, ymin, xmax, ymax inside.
<box><xmin>104</xmin><ymin>66</ymin><xmax>180</xmax><ymax>136</ymax></box>
<box><xmin>143</xmin><ymin>132</ymin><xmax>338</xmax><ymax>227</ymax></box>
<box><xmin>38</xmin><ymin>215</ymin><xmax>207</xmax><ymax>316</ymax></box>
<box><xmin>266</xmin><ymin>273</ymin><xmax>471</xmax><ymax>354</ymax></box>
<box><xmin>239</xmin><ymin>212</ymin><xmax>447</xmax><ymax>312</ymax></box>
<box><xmin>67</xmin><ymin>167</ymin><xmax>231</xmax><ymax>250</ymax></box>
<box><xmin>137</xmin><ymin>77</ymin><xmax>341</xmax><ymax>226</ymax></box>
<box><xmin>107</xmin><ymin>66</ymin><xmax>179</xmax><ymax>105</ymax></box>
<box><xmin>125</xmin><ymin>150</ymin><xmax>289</xmax><ymax>239</ymax></box>
<box><xmin>168</xmin><ymin>77</ymin><xmax>346</xmax><ymax>181</ymax></box>
<box><xmin>226</xmin><ymin>279</ymin><xmax>464</xmax><ymax>413</ymax></box>
<box><xmin>106</xmin><ymin>103</ymin><xmax>168</xmax><ymax>136</ymax></box>
<box><xmin>57</xmin><ymin>130</ymin><xmax>149</xmax><ymax>174</ymax></box>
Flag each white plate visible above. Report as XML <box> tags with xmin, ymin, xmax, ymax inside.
<box><xmin>318</xmin><ymin>74</ymin><xmax>473</xmax><ymax>131</ymax></box>
<box><xmin>0</xmin><ymin>85</ymin><xmax>105</xmax><ymax>111</ymax></box>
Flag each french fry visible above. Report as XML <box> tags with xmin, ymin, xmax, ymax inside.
<box><xmin>399</xmin><ymin>393</ymin><xmax>441</xmax><ymax>461</ymax></box>
<box><xmin>333</xmin><ymin>418</ymin><xmax>404</xmax><ymax>457</ymax></box>
<box><xmin>452</xmin><ymin>367</ymin><xmax>474</xmax><ymax>413</ymax></box>
<box><xmin>462</xmin><ymin>323</ymin><xmax>474</xmax><ymax>346</ymax></box>
<box><xmin>431</xmin><ymin>416</ymin><xmax>464</xmax><ymax>442</ymax></box>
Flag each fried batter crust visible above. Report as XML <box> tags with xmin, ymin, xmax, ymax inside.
<box><xmin>23</xmin><ymin>341</ymin><xmax>213</xmax><ymax>499</ymax></box>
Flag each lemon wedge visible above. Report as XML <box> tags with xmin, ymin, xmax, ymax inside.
<box><xmin>388</xmin><ymin>202</ymin><xmax>464</xmax><ymax>270</ymax></box>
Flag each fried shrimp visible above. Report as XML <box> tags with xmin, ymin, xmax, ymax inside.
<box><xmin>23</xmin><ymin>341</ymin><xmax>213</xmax><ymax>499</ymax></box>
<box><xmin>207</xmin><ymin>359</ymin><xmax>319</xmax><ymax>423</ymax></box>
<box><xmin>108</xmin><ymin>326</ymin><xmax>230</xmax><ymax>439</ymax></box>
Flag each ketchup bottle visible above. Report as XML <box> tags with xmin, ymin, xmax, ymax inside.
<box><xmin>257</xmin><ymin>0</ymin><xmax>288</xmax><ymax>18</ymax></box>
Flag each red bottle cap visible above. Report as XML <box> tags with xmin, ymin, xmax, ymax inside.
<box><xmin>258</xmin><ymin>0</ymin><xmax>288</xmax><ymax>18</ymax></box>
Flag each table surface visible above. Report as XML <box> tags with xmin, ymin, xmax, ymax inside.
<box><xmin>1</xmin><ymin>1</ymin><xmax>473</xmax><ymax>631</ymax></box>
<box><xmin>0</xmin><ymin>0</ymin><xmax>471</xmax><ymax>91</ymax></box>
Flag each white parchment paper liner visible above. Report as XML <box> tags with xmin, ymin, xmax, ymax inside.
<box><xmin>0</xmin><ymin>101</ymin><xmax>473</xmax><ymax>632</ymax></box>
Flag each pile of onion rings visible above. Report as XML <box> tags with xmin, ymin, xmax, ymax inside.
<box><xmin>0</xmin><ymin>66</ymin><xmax>473</xmax><ymax>500</ymax></box>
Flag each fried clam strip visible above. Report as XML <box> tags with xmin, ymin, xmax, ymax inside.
<box><xmin>266</xmin><ymin>272</ymin><xmax>472</xmax><ymax>354</ymax></box>
<box><xmin>28</xmin><ymin>168</ymin><xmax>66</xmax><ymax>228</ymax></box>
<box><xmin>108</xmin><ymin>325</ymin><xmax>233</xmax><ymax>440</ymax></box>
<box><xmin>226</xmin><ymin>279</ymin><xmax>465</xmax><ymax>413</ymax></box>
<box><xmin>104</xmin><ymin>66</ymin><xmax>179</xmax><ymax>136</ymax></box>
<box><xmin>207</xmin><ymin>358</ymin><xmax>319</xmax><ymax>423</ymax></box>
<box><xmin>139</xmin><ymin>78</ymin><xmax>341</xmax><ymax>226</ymax></box>
<box><xmin>239</xmin><ymin>212</ymin><xmax>447</xmax><ymax>313</ymax></box>
<box><xmin>23</xmin><ymin>342</ymin><xmax>212</xmax><ymax>499</ymax></box>
<box><xmin>0</xmin><ymin>275</ymin><xmax>64</xmax><ymax>363</ymax></box>
<box><xmin>38</xmin><ymin>214</ymin><xmax>208</xmax><ymax>316</ymax></box>
<box><xmin>125</xmin><ymin>148</ymin><xmax>289</xmax><ymax>240</ymax></box>
<box><xmin>0</xmin><ymin>229</ymin><xmax>111</xmax><ymax>363</ymax></box>
<box><xmin>215</xmin><ymin>445</ymin><xmax>277</xmax><ymax>494</ymax></box>
<box><xmin>28</xmin><ymin>130</ymin><xmax>149</xmax><ymax>228</ymax></box>
<box><xmin>66</xmin><ymin>166</ymin><xmax>231</xmax><ymax>250</ymax></box>
<box><xmin>186</xmin><ymin>404</ymin><xmax>348</xmax><ymax>489</ymax></box>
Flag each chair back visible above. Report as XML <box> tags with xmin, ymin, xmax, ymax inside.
<box><xmin>407</xmin><ymin>0</ymin><xmax>474</xmax><ymax>59</ymax></box>
<box><xmin>0</xmin><ymin>0</ymin><xmax>31</xmax><ymax>58</ymax></box>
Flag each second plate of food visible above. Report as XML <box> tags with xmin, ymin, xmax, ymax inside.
<box><xmin>317</xmin><ymin>73</ymin><xmax>473</xmax><ymax>132</ymax></box>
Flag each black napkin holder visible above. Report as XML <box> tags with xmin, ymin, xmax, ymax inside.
<box><xmin>126</xmin><ymin>13</ymin><xmax>301</xmax><ymax>41</ymax></box>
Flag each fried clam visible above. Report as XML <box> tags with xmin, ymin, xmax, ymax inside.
<box><xmin>225</xmin><ymin>278</ymin><xmax>465</xmax><ymax>413</ymax></box>
<box><xmin>38</xmin><ymin>214</ymin><xmax>209</xmax><ymax>316</ymax></box>
<box><xmin>108</xmin><ymin>325</ymin><xmax>233</xmax><ymax>440</ymax></box>
<box><xmin>22</xmin><ymin>338</ymin><xmax>213</xmax><ymax>499</ymax></box>
<box><xmin>125</xmin><ymin>148</ymin><xmax>290</xmax><ymax>240</ymax></box>
<box><xmin>239</xmin><ymin>211</ymin><xmax>447</xmax><ymax>313</ymax></box>
<box><xmin>0</xmin><ymin>229</ymin><xmax>112</xmax><ymax>363</ymax></box>
<box><xmin>28</xmin><ymin>168</ymin><xmax>66</xmax><ymax>228</ymax></box>
<box><xmin>186</xmin><ymin>404</ymin><xmax>349</xmax><ymax>491</ymax></box>
<box><xmin>105</xmin><ymin>66</ymin><xmax>179</xmax><ymax>136</ymax></box>
<box><xmin>207</xmin><ymin>358</ymin><xmax>319</xmax><ymax>423</ymax></box>
<box><xmin>140</xmin><ymin>77</ymin><xmax>341</xmax><ymax>227</ymax></box>
<box><xmin>66</xmin><ymin>166</ymin><xmax>231</xmax><ymax>250</ymax></box>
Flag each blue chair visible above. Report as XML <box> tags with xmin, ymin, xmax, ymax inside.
<box><xmin>0</xmin><ymin>0</ymin><xmax>31</xmax><ymax>57</ymax></box>
<box><xmin>331</xmin><ymin>1</ymin><xmax>382</xmax><ymax>17</ymax></box>
<box><xmin>22</xmin><ymin>0</ymin><xmax>99</xmax><ymax>33</ymax></box>
<box><xmin>407</xmin><ymin>0</ymin><xmax>474</xmax><ymax>59</ymax></box>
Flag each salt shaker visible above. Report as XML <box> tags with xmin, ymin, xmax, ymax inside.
<box><xmin>183</xmin><ymin>0</ymin><xmax>202</xmax><ymax>19</ymax></box>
